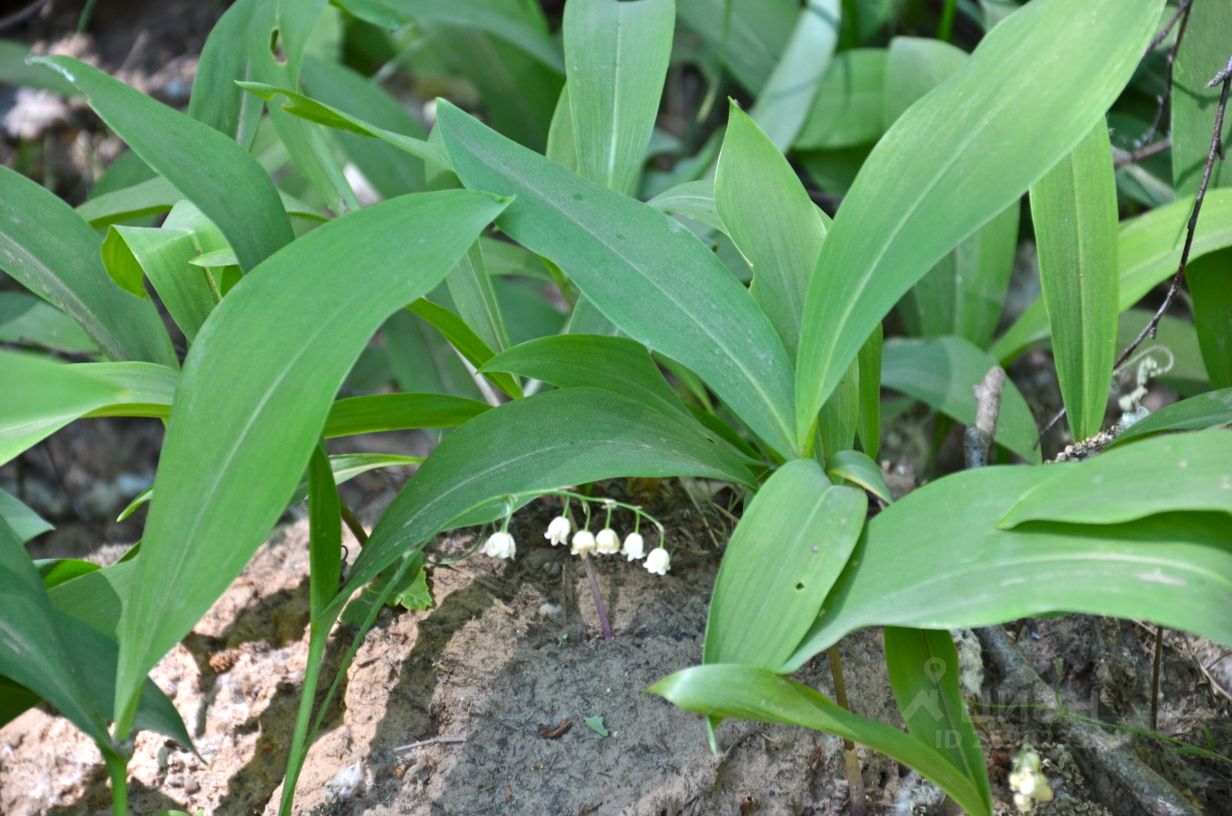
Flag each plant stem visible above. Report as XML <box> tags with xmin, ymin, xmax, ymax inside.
<box><xmin>339</xmin><ymin>501</ymin><xmax>369</xmax><ymax>546</ymax></box>
<box><xmin>1150</xmin><ymin>625</ymin><xmax>1164</xmax><ymax>730</ymax></box>
<box><xmin>582</xmin><ymin>554</ymin><xmax>613</xmax><ymax>640</ymax></box>
<box><xmin>103</xmin><ymin>752</ymin><xmax>128</xmax><ymax>816</ymax></box>
<box><xmin>937</xmin><ymin>0</ymin><xmax>957</xmax><ymax>43</ymax></box>
<box><xmin>827</xmin><ymin>647</ymin><xmax>867</xmax><ymax>816</ymax></box>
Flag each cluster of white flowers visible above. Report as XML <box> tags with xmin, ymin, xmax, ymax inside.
<box><xmin>1008</xmin><ymin>747</ymin><xmax>1053</xmax><ymax>813</ymax></box>
<box><xmin>542</xmin><ymin>513</ymin><xmax>669</xmax><ymax>575</ymax></box>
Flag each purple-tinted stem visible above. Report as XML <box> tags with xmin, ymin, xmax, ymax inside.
<box><xmin>582</xmin><ymin>555</ymin><xmax>613</xmax><ymax>640</ymax></box>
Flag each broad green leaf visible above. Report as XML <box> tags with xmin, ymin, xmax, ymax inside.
<box><xmin>884</xmin><ymin>628</ymin><xmax>991</xmax><ymax>813</ymax></box>
<box><xmin>0</xmin><ymin>519</ymin><xmax>111</xmax><ymax>748</ymax></box>
<box><xmin>794</xmin><ymin>49</ymin><xmax>887</xmax><ymax>150</ymax></box>
<box><xmin>0</xmin><ymin>352</ymin><xmax>121</xmax><ymax>466</ymax></box>
<box><xmin>794</xmin><ymin>0</ymin><xmax>1162</xmax><ymax>446</ymax></box>
<box><xmin>437</xmin><ymin>101</ymin><xmax>798</xmax><ymax>455</ymax></box>
<box><xmin>382</xmin><ymin>309</ymin><xmax>483</xmax><ymax>400</ymax></box>
<box><xmin>1186</xmin><ymin>252</ymin><xmax>1232</xmax><ymax>389</ymax></box>
<box><xmin>113</xmin><ymin>191</ymin><xmax>505</xmax><ymax>731</ymax></box>
<box><xmin>646</xmin><ymin>180</ymin><xmax>724</xmax><ymax>231</ymax></box>
<box><xmin>1171</xmin><ymin>0</ymin><xmax>1232</xmax><ymax>197</ymax></box>
<box><xmin>101</xmin><ymin>226</ymin><xmax>218</xmax><ymax>342</ymax></box>
<box><xmin>0</xmin><ymin>39</ymin><xmax>76</xmax><ymax>94</ymax></box>
<box><xmin>1030</xmin><ymin>123</ymin><xmax>1119</xmax><ymax>440</ymax></box>
<box><xmin>484</xmin><ymin>335</ymin><xmax>687</xmax><ymax>418</ymax></box>
<box><xmin>343</xmin><ymin>387</ymin><xmax>757</xmax><ymax>601</ymax></box>
<box><xmin>818</xmin><ymin>361</ymin><xmax>859</xmax><ymax>460</ymax></box>
<box><xmin>188</xmin><ymin>0</ymin><xmax>263</xmax><ymax>145</ymax></box>
<box><xmin>748</xmin><ymin>0</ymin><xmax>839</xmax><ymax>150</ymax></box>
<box><xmin>35</xmin><ymin>559</ymin><xmax>99</xmax><ymax>589</ymax></box>
<box><xmin>716</xmin><ymin>104</ymin><xmax>827</xmax><ymax>356</ymax></box>
<box><xmin>881</xmin><ymin>337</ymin><xmax>1040</xmax><ymax>464</ymax></box>
<box><xmin>650</xmin><ymin>664</ymin><xmax>989</xmax><ymax>816</ymax></box>
<box><xmin>825</xmin><ymin>449</ymin><xmax>891</xmax><ymax>504</ymax></box>
<box><xmin>301</xmin><ymin>56</ymin><xmax>426</xmax><ymax>198</ymax></box>
<box><xmin>1113</xmin><ymin>389</ymin><xmax>1232</xmax><ymax>446</ymax></box>
<box><xmin>308</xmin><ymin>447</ymin><xmax>342</xmax><ymax>622</ymax></box>
<box><xmin>0</xmin><ymin>292</ymin><xmax>97</xmax><ymax>355</ymax></box>
<box><xmin>882</xmin><ymin>37</ymin><xmax>966</xmax><ymax>126</ymax></box>
<box><xmin>704</xmin><ymin>459</ymin><xmax>865</xmax><ymax>669</ymax></box>
<box><xmin>76</xmin><ymin>176</ymin><xmax>324</xmax><ymax>230</ymax></box>
<box><xmin>444</xmin><ymin>242</ymin><xmax>510</xmax><ymax>356</ymax></box>
<box><xmin>35</xmin><ymin>56</ymin><xmax>293</xmax><ymax>273</ymax></box>
<box><xmin>0</xmin><ymin>167</ymin><xmax>174</xmax><ymax>365</ymax></box>
<box><xmin>0</xmin><ymin>677</ymin><xmax>40</xmax><ymax>729</ymax></box>
<box><xmin>788</xmin><ymin>466</ymin><xmax>1232</xmax><ymax>666</ymax></box>
<box><xmin>407</xmin><ymin>299</ymin><xmax>522</xmax><ymax>399</ymax></box>
<box><xmin>1000</xmin><ymin>430</ymin><xmax>1232</xmax><ymax>528</ymax></box>
<box><xmin>385</xmin><ymin>0</ymin><xmax>564</xmax><ymax>73</ymax></box>
<box><xmin>0</xmin><ymin>488</ymin><xmax>52</xmax><ymax>544</ymax></box>
<box><xmin>856</xmin><ymin>324</ymin><xmax>882</xmax><ymax>457</ymax></box>
<box><xmin>563</xmin><ymin>0</ymin><xmax>674</xmax><ymax>196</ymax></box>
<box><xmin>323</xmin><ymin>393</ymin><xmax>489</xmax><ymax>437</ymax></box>
<box><xmin>992</xmin><ymin>189</ymin><xmax>1232</xmax><ymax>362</ymax></box>
<box><xmin>676</xmin><ymin>0</ymin><xmax>797</xmax><ymax>92</ymax></box>
<box><xmin>239</xmin><ymin>82</ymin><xmax>449</xmax><ymax>168</ymax></box>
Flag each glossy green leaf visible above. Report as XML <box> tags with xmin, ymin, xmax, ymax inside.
<box><xmin>0</xmin><ymin>292</ymin><xmax>97</xmax><ymax>355</ymax></box>
<box><xmin>35</xmin><ymin>559</ymin><xmax>99</xmax><ymax>589</ymax></box>
<box><xmin>1001</xmin><ymin>430</ymin><xmax>1232</xmax><ymax>528</ymax></box>
<box><xmin>382</xmin><ymin>309</ymin><xmax>483</xmax><ymax>400</ymax></box>
<box><xmin>1030</xmin><ymin>123</ymin><xmax>1119</xmax><ymax>440</ymax></box>
<box><xmin>407</xmin><ymin>298</ymin><xmax>522</xmax><ymax>399</ymax></box>
<box><xmin>563</xmin><ymin>0</ymin><xmax>674</xmax><ymax>196</ymax></box>
<box><xmin>1113</xmin><ymin>389</ymin><xmax>1232</xmax><ymax>445</ymax></box>
<box><xmin>884</xmin><ymin>628</ymin><xmax>991</xmax><ymax>812</ymax></box>
<box><xmin>484</xmin><ymin>335</ymin><xmax>686</xmax><ymax>417</ymax></box>
<box><xmin>795</xmin><ymin>49</ymin><xmax>887</xmax><ymax>150</ymax></box>
<box><xmin>1186</xmin><ymin>252</ymin><xmax>1232</xmax><ymax>389</ymax></box>
<box><xmin>1171</xmin><ymin>0</ymin><xmax>1232</xmax><ymax>197</ymax></box>
<box><xmin>881</xmin><ymin>337</ymin><xmax>1040</xmax><ymax>464</ymax></box>
<box><xmin>0</xmin><ymin>488</ymin><xmax>52</xmax><ymax>544</ymax></box>
<box><xmin>748</xmin><ymin>0</ymin><xmax>839</xmax><ymax>149</ymax></box>
<box><xmin>856</xmin><ymin>325</ymin><xmax>882</xmax><ymax>458</ymax></box>
<box><xmin>76</xmin><ymin>176</ymin><xmax>323</xmax><ymax>230</ymax></box>
<box><xmin>437</xmin><ymin>101</ymin><xmax>798</xmax><ymax>455</ymax></box>
<box><xmin>187</xmin><ymin>0</ymin><xmax>263</xmax><ymax>145</ymax></box>
<box><xmin>825</xmin><ymin>449</ymin><xmax>891</xmax><ymax>504</ymax></box>
<box><xmin>385</xmin><ymin>0</ymin><xmax>563</xmax><ymax>73</ymax></box>
<box><xmin>788</xmin><ymin>466</ymin><xmax>1232</xmax><ymax>666</ymax></box>
<box><xmin>993</xmin><ymin>189</ymin><xmax>1232</xmax><ymax>362</ymax></box>
<box><xmin>716</xmin><ymin>104</ymin><xmax>827</xmax><ymax>355</ymax></box>
<box><xmin>101</xmin><ymin>225</ymin><xmax>218</xmax><ymax>342</ymax></box>
<box><xmin>0</xmin><ymin>519</ymin><xmax>111</xmax><ymax>748</ymax></box>
<box><xmin>0</xmin><ymin>352</ymin><xmax>121</xmax><ymax>466</ymax></box>
<box><xmin>36</xmin><ymin>56</ymin><xmax>293</xmax><ymax>273</ymax></box>
<box><xmin>113</xmin><ymin>191</ymin><xmax>505</xmax><ymax>731</ymax></box>
<box><xmin>650</xmin><ymin>664</ymin><xmax>989</xmax><ymax>816</ymax></box>
<box><xmin>323</xmin><ymin>393</ymin><xmax>489</xmax><ymax>438</ymax></box>
<box><xmin>308</xmin><ymin>447</ymin><xmax>342</xmax><ymax>622</ymax></box>
<box><xmin>882</xmin><ymin>37</ymin><xmax>966</xmax><ymax>126</ymax></box>
<box><xmin>704</xmin><ymin>459</ymin><xmax>865</xmax><ymax>669</ymax></box>
<box><xmin>795</xmin><ymin>0</ymin><xmax>1162</xmax><ymax>446</ymax></box>
<box><xmin>344</xmin><ymin>387</ymin><xmax>756</xmax><ymax>601</ymax></box>
<box><xmin>0</xmin><ymin>167</ymin><xmax>174</xmax><ymax>365</ymax></box>
<box><xmin>675</xmin><ymin>0</ymin><xmax>796</xmax><ymax>92</ymax></box>
<box><xmin>646</xmin><ymin>180</ymin><xmax>724</xmax><ymax>231</ymax></box>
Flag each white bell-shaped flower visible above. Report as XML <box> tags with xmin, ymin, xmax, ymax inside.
<box><xmin>595</xmin><ymin>528</ymin><xmax>620</xmax><ymax>555</ymax></box>
<box><xmin>644</xmin><ymin>546</ymin><xmax>670</xmax><ymax>575</ymax></box>
<box><xmin>544</xmin><ymin>515</ymin><xmax>571</xmax><ymax>546</ymax></box>
<box><xmin>481</xmin><ymin>531</ymin><xmax>516</xmax><ymax>560</ymax></box>
<box><xmin>622</xmin><ymin>532</ymin><xmax>645</xmax><ymax>560</ymax></box>
<box><xmin>571</xmin><ymin>529</ymin><xmax>596</xmax><ymax>556</ymax></box>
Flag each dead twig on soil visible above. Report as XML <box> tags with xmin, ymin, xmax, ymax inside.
<box><xmin>827</xmin><ymin>647</ymin><xmax>868</xmax><ymax>816</ymax></box>
<box><xmin>963</xmin><ymin>366</ymin><xmax>1006</xmax><ymax>469</ymax></box>
<box><xmin>976</xmin><ymin>627</ymin><xmax>1200</xmax><ymax>816</ymax></box>
<box><xmin>392</xmin><ymin>735</ymin><xmax>467</xmax><ymax>753</ymax></box>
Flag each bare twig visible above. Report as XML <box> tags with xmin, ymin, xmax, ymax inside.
<box><xmin>963</xmin><ymin>367</ymin><xmax>1006</xmax><ymax>469</ymax></box>
<box><xmin>976</xmin><ymin>627</ymin><xmax>1200</xmax><ymax>816</ymax></box>
<box><xmin>1113</xmin><ymin>135</ymin><xmax>1172</xmax><ymax>169</ymax></box>
<box><xmin>1150</xmin><ymin>625</ymin><xmax>1165</xmax><ymax>731</ymax></box>
<box><xmin>0</xmin><ymin>0</ymin><xmax>49</xmax><ymax>32</ymax></box>
<box><xmin>1135</xmin><ymin>0</ymin><xmax>1193</xmax><ymax>150</ymax></box>
<box><xmin>392</xmin><ymin>735</ymin><xmax>467</xmax><ymax>753</ymax></box>
<box><xmin>827</xmin><ymin>648</ymin><xmax>868</xmax><ymax>816</ymax></box>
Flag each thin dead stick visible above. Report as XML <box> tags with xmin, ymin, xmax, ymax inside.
<box><xmin>827</xmin><ymin>648</ymin><xmax>868</xmax><ymax>816</ymax></box>
<box><xmin>1135</xmin><ymin>0</ymin><xmax>1193</xmax><ymax>150</ymax></box>
<box><xmin>963</xmin><ymin>367</ymin><xmax>1006</xmax><ymax>469</ymax></box>
<box><xmin>1150</xmin><ymin>625</ymin><xmax>1165</xmax><ymax>731</ymax></box>
<box><xmin>392</xmin><ymin>735</ymin><xmax>467</xmax><ymax>753</ymax></box>
<box><xmin>976</xmin><ymin>627</ymin><xmax>1200</xmax><ymax>816</ymax></box>
<box><xmin>1113</xmin><ymin>135</ymin><xmax>1172</xmax><ymax>169</ymax></box>
<box><xmin>1038</xmin><ymin>52</ymin><xmax>1232</xmax><ymax>446</ymax></box>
